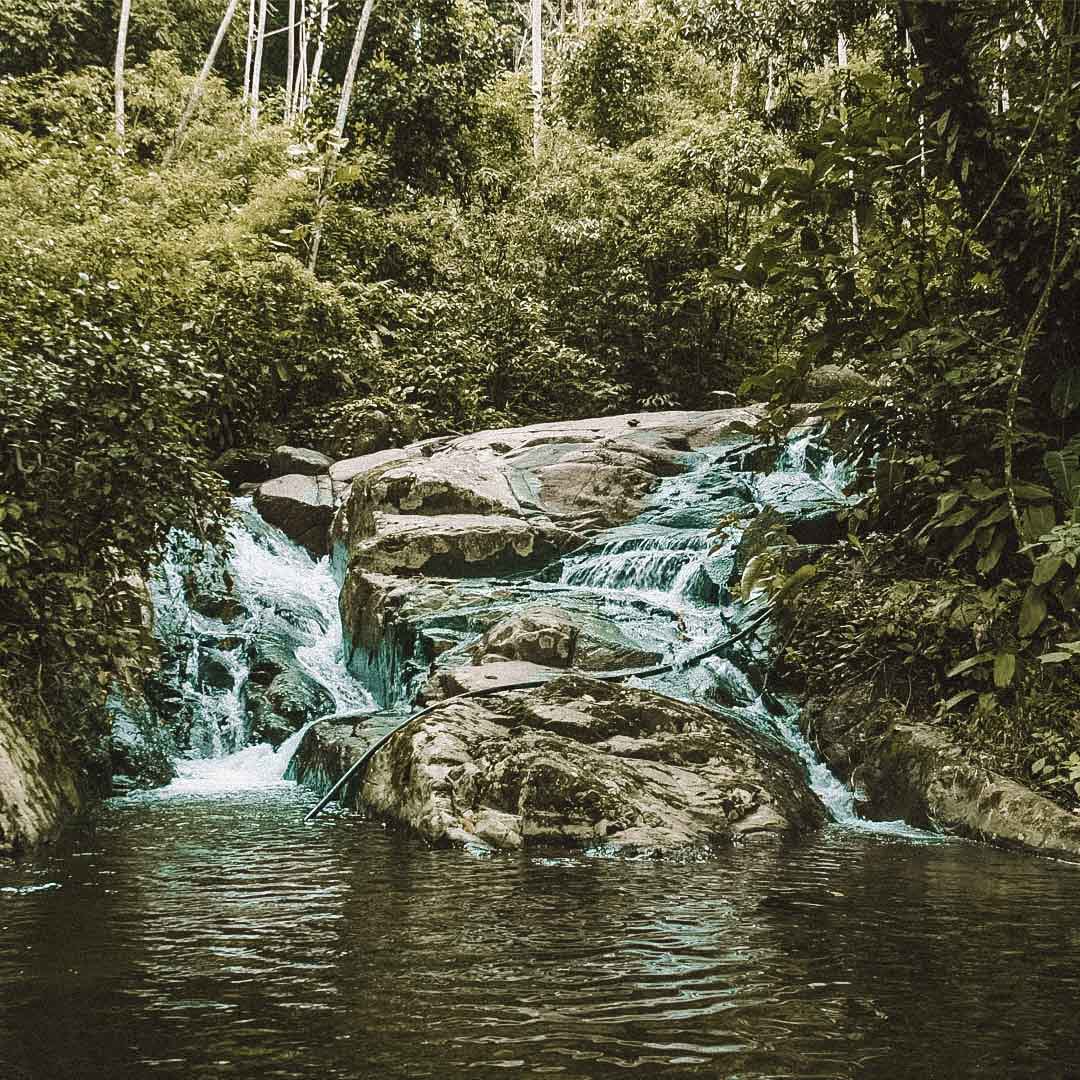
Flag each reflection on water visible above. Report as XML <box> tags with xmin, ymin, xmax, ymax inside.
<box><xmin>3</xmin><ymin>787</ymin><xmax>1079</xmax><ymax>1080</ymax></box>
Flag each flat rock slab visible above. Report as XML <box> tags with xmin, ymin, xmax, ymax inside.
<box><xmin>471</xmin><ymin>604</ymin><xmax>663</xmax><ymax>672</ymax></box>
<box><xmin>293</xmin><ymin>675</ymin><xmax>825</xmax><ymax>854</ymax></box>
<box><xmin>346</xmin><ymin>513</ymin><xmax>581</xmax><ymax>579</ymax></box>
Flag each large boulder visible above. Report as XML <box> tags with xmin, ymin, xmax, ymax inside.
<box><xmin>254</xmin><ymin>473</ymin><xmax>334</xmax><ymax>557</ymax></box>
<box><xmin>471</xmin><ymin>604</ymin><xmax>662</xmax><ymax>672</ymax></box>
<box><xmin>269</xmin><ymin>445</ymin><xmax>333</xmax><ymax>478</ymax></box>
<box><xmin>293</xmin><ymin>675</ymin><xmax>824</xmax><ymax>853</ymax></box>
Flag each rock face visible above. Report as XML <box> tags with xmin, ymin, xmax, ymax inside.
<box><xmin>803</xmin><ymin>685</ymin><xmax>1080</xmax><ymax>859</ymax></box>
<box><xmin>346</xmin><ymin>513</ymin><xmax>579</xmax><ymax>579</ymax></box>
<box><xmin>330</xmin><ymin>407</ymin><xmax>772</xmax><ymax>695</ymax></box>
<box><xmin>470</xmin><ymin>605</ymin><xmax>662</xmax><ymax>672</ymax></box>
<box><xmin>254</xmin><ymin>473</ymin><xmax>334</xmax><ymax>557</ymax></box>
<box><xmin>269</xmin><ymin>445</ymin><xmax>333</xmax><ymax>478</ymax></box>
<box><xmin>1</xmin><ymin>698</ymin><xmax>96</xmax><ymax>855</ymax></box>
<box><xmin>292</xmin><ymin>675</ymin><xmax>825</xmax><ymax>853</ymax></box>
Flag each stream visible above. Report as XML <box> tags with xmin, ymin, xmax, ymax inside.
<box><xmin>3</xmin><ymin>434</ymin><xmax>1080</xmax><ymax>1078</ymax></box>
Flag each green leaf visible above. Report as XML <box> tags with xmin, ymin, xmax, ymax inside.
<box><xmin>1032</xmin><ymin>554</ymin><xmax>1063</xmax><ymax>586</ymax></box>
<box><xmin>1051</xmin><ymin>367</ymin><xmax>1080</xmax><ymax>418</ymax></box>
<box><xmin>1019</xmin><ymin>585</ymin><xmax>1048</xmax><ymax>637</ymax></box>
<box><xmin>993</xmin><ymin>651</ymin><xmax>1017</xmax><ymax>688</ymax></box>
<box><xmin>946</xmin><ymin>653</ymin><xmax>994</xmax><ymax>678</ymax></box>
<box><xmin>1044</xmin><ymin>437</ymin><xmax>1080</xmax><ymax>506</ymax></box>
<box><xmin>1038</xmin><ymin>651</ymin><xmax>1072</xmax><ymax>664</ymax></box>
<box><xmin>1021</xmin><ymin>504</ymin><xmax>1056</xmax><ymax>542</ymax></box>
<box><xmin>942</xmin><ymin>690</ymin><xmax>976</xmax><ymax>712</ymax></box>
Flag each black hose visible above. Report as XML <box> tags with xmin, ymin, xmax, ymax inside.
<box><xmin>302</xmin><ymin>603</ymin><xmax>775</xmax><ymax>822</ymax></box>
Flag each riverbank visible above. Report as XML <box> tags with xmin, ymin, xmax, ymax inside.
<box><xmin>777</xmin><ymin>542</ymin><xmax>1080</xmax><ymax>858</ymax></box>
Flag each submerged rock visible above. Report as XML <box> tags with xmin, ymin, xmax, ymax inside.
<box><xmin>293</xmin><ymin>675</ymin><xmax>825</xmax><ymax>854</ymax></box>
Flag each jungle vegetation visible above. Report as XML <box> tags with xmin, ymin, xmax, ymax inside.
<box><xmin>1</xmin><ymin>0</ymin><xmax>1078</xmax><ymax>800</ymax></box>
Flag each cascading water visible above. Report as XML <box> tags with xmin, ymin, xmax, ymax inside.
<box><xmin>131</xmin><ymin>433</ymin><xmax>930</xmax><ymax>841</ymax></box>
<box><xmin>545</xmin><ymin>433</ymin><xmax>937</xmax><ymax>841</ymax></box>
<box><xmin>129</xmin><ymin>499</ymin><xmax>374</xmax><ymax>794</ymax></box>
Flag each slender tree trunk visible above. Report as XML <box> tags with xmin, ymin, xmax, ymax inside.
<box><xmin>837</xmin><ymin>31</ymin><xmax>858</xmax><ymax>252</ymax></box>
<box><xmin>729</xmin><ymin>58</ymin><xmax>740</xmax><ymax>109</ymax></box>
<box><xmin>285</xmin><ymin>0</ymin><xmax>296</xmax><ymax>121</ymax></box>
<box><xmin>531</xmin><ymin>0</ymin><xmax>543</xmax><ymax>156</ymax></box>
<box><xmin>308</xmin><ymin>0</ymin><xmax>330</xmax><ymax>100</ymax></box>
<box><xmin>166</xmin><ymin>0</ymin><xmax>241</xmax><ymax>163</ymax></box>
<box><xmin>242</xmin><ymin>0</ymin><xmax>257</xmax><ymax>101</ymax></box>
<box><xmin>114</xmin><ymin>0</ymin><xmax>133</xmax><ymax>141</ymax></box>
<box><xmin>764</xmin><ymin>54</ymin><xmax>775</xmax><ymax>112</ymax></box>
<box><xmin>250</xmin><ymin>0</ymin><xmax>269</xmax><ymax>128</ymax></box>
<box><xmin>293</xmin><ymin>0</ymin><xmax>308</xmax><ymax>118</ymax></box>
<box><xmin>308</xmin><ymin>0</ymin><xmax>377</xmax><ymax>273</ymax></box>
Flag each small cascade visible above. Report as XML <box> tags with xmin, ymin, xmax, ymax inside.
<box><xmin>549</xmin><ymin>432</ymin><xmax>928</xmax><ymax>839</ymax></box>
<box><xmin>126</xmin><ymin>498</ymin><xmax>374</xmax><ymax>788</ymax></box>
<box><xmin>152</xmin><ymin>720</ymin><xmax>318</xmax><ymax>797</ymax></box>
<box><xmin>132</xmin><ymin>426</ymin><xmax>929</xmax><ymax>839</ymax></box>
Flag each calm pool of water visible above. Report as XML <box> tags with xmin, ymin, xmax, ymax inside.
<box><xmin>3</xmin><ymin>781</ymin><xmax>1079</xmax><ymax>1079</ymax></box>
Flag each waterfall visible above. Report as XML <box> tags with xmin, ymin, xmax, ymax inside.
<box><xmin>132</xmin><ymin>430</ymin><xmax>932</xmax><ymax>839</ymax></box>
<box><xmin>129</xmin><ymin>499</ymin><xmax>374</xmax><ymax>794</ymax></box>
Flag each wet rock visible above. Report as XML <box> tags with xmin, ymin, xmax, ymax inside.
<box><xmin>754</xmin><ymin>474</ymin><xmax>846</xmax><ymax>545</ymax></box>
<box><xmin>254</xmin><ymin>473</ymin><xmax>334</xmax><ymax>557</ymax></box>
<box><xmin>292</xmin><ymin>675</ymin><xmax>825</xmax><ymax>853</ymax></box>
<box><xmin>471</xmin><ymin>604</ymin><xmax>662</xmax><ymax>672</ymax></box>
<box><xmin>803</xmin><ymin>685</ymin><xmax>1080</xmax><ymax>860</ymax></box>
<box><xmin>269</xmin><ymin>445</ymin><xmax>333</xmax><ymax>478</ymax></box>
<box><xmin>247</xmin><ymin>669</ymin><xmax>334</xmax><ymax>748</ymax></box>
<box><xmin>198</xmin><ymin>648</ymin><xmax>235</xmax><ymax>691</ymax></box>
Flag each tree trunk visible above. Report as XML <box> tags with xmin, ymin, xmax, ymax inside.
<box><xmin>308</xmin><ymin>0</ymin><xmax>377</xmax><ymax>273</ymax></box>
<box><xmin>285</xmin><ymin>0</ymin><xmax>296</xmax><ymax>121</ymax></box>
<box><xmin>308</xmin><ymin>0</ymin><xmax>330</xmax><ymax>100</ymax></box>
<box><xmin>898</xmin><ymin>0</ymin><xmax>1079</xmax><ymax>401</ymax></box>
<box><xmin>250</xmin><ymin>0</ymin><xmax>269</xmax><ymax>128</ymax></box>
<box><xmin>837</xmin><ymin>31</ymin><xmax>858</xmax><ymax>252</ymax></box>
<box><xmin>114</xmin><ymin>0</ymin><xmax>133</xmax><ymax>141</ymax></box>
<box><xmin>242</xmin><ymin>0</ymin><xmax>257</xmax><ymax>101</ymax></box>
<box><xmin>166</xmin><ymin>0</ymin><xmax>242</xmax><ymax>163</ymax></box>
<box><xmin>531</xmin><ymin>0</ymin><xmax>543</xmax><ymax>156</ymax></box>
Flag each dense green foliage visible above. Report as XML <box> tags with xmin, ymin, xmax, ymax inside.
<box><xmin>0</xmin><ymin>0</ymin><xmax>1078</xmax><ymax>797</ymax></box>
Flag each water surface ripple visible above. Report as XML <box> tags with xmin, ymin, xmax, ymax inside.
<box><xmin>3</xmin><ymin>787</ymin><xmax>1079</xmax><ymax>1079</ymax></box>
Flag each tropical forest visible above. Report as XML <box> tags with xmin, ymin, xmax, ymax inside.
<box><xmin>2</xmin><ymin>1</ymin><xmax>1080</xmax><ymax>1077</ymax></box>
